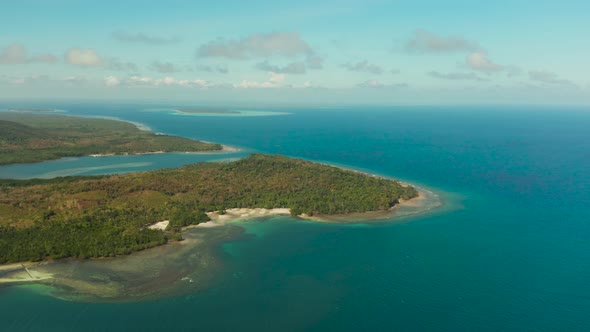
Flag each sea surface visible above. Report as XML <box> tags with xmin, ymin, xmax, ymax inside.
<box><xmin>1</xmin><ymin>103</ymin><xmax>589</xmax><ymax>331</ymax></box>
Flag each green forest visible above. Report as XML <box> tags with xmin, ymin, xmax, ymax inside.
<box><xmin>0</xmin><ymin>113</ymin><xmax>221</xmax><ymax>165</ymax></box>
<box><xmin>0</xmin><ymin>154</ymin><xmax>417</xmax><ymax>263</ymax></box>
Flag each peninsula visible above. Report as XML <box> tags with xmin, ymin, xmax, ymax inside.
<box><xmin>0</xmin><ymin>113</ymin><xmax>222</xmax><ymax>165</ymax></box>
<box><xmin>0</xmin><ymin>113</ymin><xmax>418</xmax><ymax>265</ymax></box>
<box><xmin>0</xmin><ymin>154</ymin><xmax>418</xmax><ymax>263</ymax></box>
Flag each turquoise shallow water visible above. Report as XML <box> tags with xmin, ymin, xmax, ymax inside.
<box><xmin>1</xmin><ymin>103</ymin><xmax>589</xmax><ymax>331</ymax></box>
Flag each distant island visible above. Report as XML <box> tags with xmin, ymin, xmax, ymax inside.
<box><xmin>0</xmin><ymin>154</ymin><xmax>418</xmax><ymax>263</ymax></box>
<box><xmin>0</xmin><ymin>113</ymin><xmax>222</xmax><ymax>165</ymax></box>
<box><xmin>176</xmin><ymin>109</ymin><xmax>241</xmax><ymax>114</ymax></box>
<box><xmin>8</xmin><ymin>109</ymin><xmax>60</xmax><ymax>113</ymax></box>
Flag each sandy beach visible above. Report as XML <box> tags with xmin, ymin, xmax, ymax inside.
<box><xmin>199</xmin><ymin>208</ymin><xmax>292</xmax><ymax>227</ymax></box>
<box><xmin>196</xmin><ymin>192</ymin><xmax>431</xmax><ymax>227</ymax></box>
<box><xmin>0</xmin><ymin>263</ymin><xmax>54</xmax><ymax>284</ymax></box>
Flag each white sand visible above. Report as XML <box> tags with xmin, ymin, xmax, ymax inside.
<box><xmin>221</xmin><ymin>145</ymin><xmax>240</xmax><ymax>152</ymax></box>
<box><xmin>196</xmin><ymin>195</ymin><xmax>429</xmax><ymax>227</ymax></box>
<box><xmin>198</xmin><ymin>208</ymin><xmax>292</xmax><ymax>227</ymax></box>
<box><xmin>398</xmin><ymin>190</ymin><xmax>427</xmax><ymax>207</ymax></box>
<box><xmin>149</xmin><ymin>220</ymin><xmax>170</xmax><ymax>230</ymax></box>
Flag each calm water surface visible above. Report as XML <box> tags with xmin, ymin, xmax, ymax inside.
<box><xmin>0</xmin><ymin>103</ymin><xmax>589</xmax><ymax>331</ymax></box>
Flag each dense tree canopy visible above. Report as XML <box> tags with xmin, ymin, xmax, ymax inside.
<box><xmin>0</xmin><ymin>154</ymin><xmax>417</xmax><ymax>263</ymax></box>
<box><xmin>0</xmin><ymin>114</ymin><xmax>221</xmax><ymax>165</ymax></box>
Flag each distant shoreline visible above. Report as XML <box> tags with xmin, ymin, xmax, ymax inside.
<box><xmin>7</xmin><ymin>109</ymin><xmax>63</xmax><ymax>113</ymax></box>
<box><xmin>176</xmin><ymin>109</ymin><xmax>240</xmax><ymax>115</ymax></box>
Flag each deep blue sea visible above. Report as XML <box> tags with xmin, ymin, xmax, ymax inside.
<box><xmin>1</xmin><ymin>103</ymin><xmax>589</xmax><ymax>331</ymax></box>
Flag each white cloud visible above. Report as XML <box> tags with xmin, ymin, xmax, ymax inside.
<box><xmin>298</xmin><ymin>81</ymin><xmax>312</xmax><ymax>88</ymax></box>
<box><xmin>236</xmin><ymin>72</ymin><xmax>286</xmax><ymax>88</ymax></box>
<box><xmin>0</xmin><ymin>43</ymin><xmax>58</xmax><ymax>64</ymax></box>
<box><xmin>197</xmin><ymin>32</ymin><xmax>312</xmax><ymax>59</ymax></box>
<box><xmin>65</xmin><ymin>48</ymin><xmax>103</xmax><ymax>67</ymax></box>
<box><xmin>104</xmin><ymin>76</ymin><xmax>121</xmax><ymax>86</ymax></box>
<box><xmin>406</xmin><ymin>29</ymin><xmax>478</xmax><ymax>53</ymax></box>
<box><xmin>0</xmin><ymin>44</ymin><xmax>27</xmax><ymax>64</ymax></box>
<box><xmin>466</xmin><ymin>52</ymin><xmax>503</xmax><ymax>72</ymax></box>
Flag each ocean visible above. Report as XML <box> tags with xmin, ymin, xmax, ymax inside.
<box><xmin>1</xmin><ymin>103</ymin><xmax>589</xmax><ymax>331</ymax></box>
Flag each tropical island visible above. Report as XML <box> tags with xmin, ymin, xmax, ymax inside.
<box><xmin>0</xmin><ymin>113</ymin><xmax>222</xmax><ymax>165</ymax></box>
<box><xmin>0</xmin><ymin>113</ymin><xmax>419</xmax><ymax>267</ymax></box>
<box><xmin>0</xmin><ymin>154</ymin><xmax>418</xmax><ymax>263</ymax></box>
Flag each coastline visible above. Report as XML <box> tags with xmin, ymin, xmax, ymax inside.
<box><xmin>0</xmin><ymin>263</ymin><xmax>54</xmax><ymax>284</ymax></box>
<box><xmin>0</xmin><ymin>173</ymin><xmax>441</xmax><ymax>300</ymax></box>
<box><xmin>88</xmin><ymin>144</ymin><xmax>240</xmax><ymax>158</ymax></box>
<box><xmin>194</xmin><ymin>188</ymin><xmax>434</xmax><ymax>227</ymax></box>
<box><xmin>0</xmin><ymin>189</ymin><xmax>434</xmax><ymax>290</ymax></box>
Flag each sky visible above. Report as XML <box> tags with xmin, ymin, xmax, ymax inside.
<box><xmin>1</xmin><ymin>0</ymin><xmax>589</xmax><ymax>105</ymax></box>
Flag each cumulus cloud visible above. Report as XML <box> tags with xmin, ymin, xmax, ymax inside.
<box><xmin>406</xmin><ymin>29</ymin><xmax>478</xmax><ymax>53</ymax></box>
<box><xmin>197</xmin><ymin>32</ymin><xmax>312</xmax><ymax>59</ymax></box>
<box><xmin>466</xmin><ymin>52</ymin><xmax>503</xmax><ymax>72</ymax></box>
<box><xmin>65</xmin><ymin>48</ymin><xmax>103</xmax><ymax>66</ymax></box>
<box><xmin>254</xmin><ymin>60</ymin><xmax>306</xmax><ymax>74</ymax></box>
<box><xmin>529</xmin><ymin>70</ymin><xmax>575</xmax><ymax>86</ymax></box>
<box><xmin>356</xmin><ymin>80</ymin><xmax>407</xmax><ymax>89</ymax></box>
<box><xmin>197</xmin><ymin>65</ymin><xmax>229</xmax><ymax>74</ymax></box>
<box><xmin>107</xmin><ymin>58</ymin><xmax>138</xmax><ymax>72</ymax></box>
<box><xmin>428</xmin><ymin>71</ymin><xmax>488</xmax><ymax>81</ymax></box>
<box><xmin>235</xmin><ymin>72</ymin><xmax>286</xmax><ymax>88</ymax></box>
<box><xmin>342</xmin><ymin>60</ymin><xmax>384</xmax><ymax>74</ymax></box>
<box><xmin>0</xmin><ymin>44</ymin><xmax>27</xmax><ymax>64</ymax></box>
<box><xmin>0</xmin><ymin>44</ymin><xmax>58</xmax><ymax>64</ymax></box>
<box><xmin>112</xmin><ymin>31</ymin><xmax>179</xmax><ymax>45</ymax></box>
<box><xmin>149</xmin><ymin>61</ymin><xmax>181</xmax><ymax>73</ymax></box>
